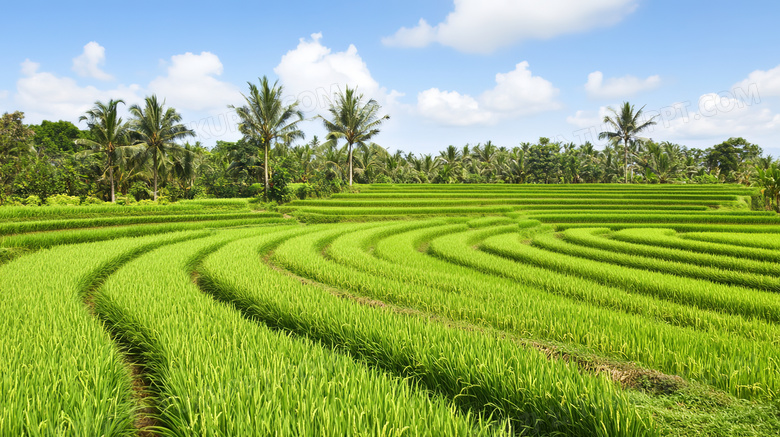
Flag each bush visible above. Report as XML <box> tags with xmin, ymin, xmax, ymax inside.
<box><xmin>292</xmin><ymin>183</ymin><xmax>314</xmax><ymax>200</ymax></box>
<box><xmin>46</xmin><ymin>194</ymin><xmax>80</xmax><ymax>206</ymax></box>
<box><xmin>129</xmin><ymin>181</ymin><xmax>152</xmax><ymax>201</ymax></box>
<box><xmin>374</xmin><ymin>174</ymin><xmax>392</xmax><ymax>184</ymax></box>
<box><xmin>82</xmin><ymin>196</ymin><xmax>104</xmax><ymax>205</ymax></box>
<box><xmin>159</xmin><ymin>186</ymin><xmax>184</xmax><ymax>202</ymax></box>
<box><xmin>248</xmin><ymin>183</ymin><xmax>264</xmax><ymax>197</ymax></box>
<box><xmin>268</xmin><ymin>165</ymin><xmax>293</xmax><ymax>203</ymax></box>
<box><xmin>115</xmin><ymin>196</ymin><xmax>136</xmax><ymax>206</ymax></box>
<box><xmin>23</xmin><ymin>195</ymin><xmax>42</xmax><ymax>206</ymax></box>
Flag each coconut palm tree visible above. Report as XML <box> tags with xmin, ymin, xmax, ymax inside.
<box><xmin>322</xmin><ymin>86</ymin><xmax>389</xmax><ymax>186</ymax></box>
<box><xmin>128</xmin><ymin>95</ymin><xmax>194</xmax><ymax>200</ymax></box>
<box><xmin>599</xmin><ymin>102</ymin><xmax>658</xmax><ymax>183</ymax></box>
<box><xmin>75</xmin><ymin>99</ymin><xmax>131</xmax><ymax>202</ymax></box>
<box><xmin>754</xmin><ymin>163</ymin><xmax>780</xmax><ymax>211</ymax></box>
<box><xmin>230</xmin><ymin>77</ymin><xmax>304</xmax><ymax>200</ymax></box>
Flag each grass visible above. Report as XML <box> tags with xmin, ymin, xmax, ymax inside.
<box><xmin>4</xmin><ymin>183</ymin><xmax>780</xmax><ymax>436</ymax></box>
<box><xmin>93</xmin><ymin>229</ymin><xmax>507</xmax><ymax>436</ymax></box>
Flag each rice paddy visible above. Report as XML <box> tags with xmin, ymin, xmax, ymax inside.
<box><xmin>3</xmin><ymin>184</ymin><xmax>780</xmax><ymax>436</ymax></box>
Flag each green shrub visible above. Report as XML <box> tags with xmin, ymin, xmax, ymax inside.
<box><xmin>46</xmin><ymin>194</ymin><xmax>80</xmax><ymax>206</ymax></box>
<box><xmin>293</xmin><ymin>183</ymin><xmax>314</xmax><ymax>200</ymax></box>
<box><xmin>129</xmin><ymin>181</ymin><xmax>152</xmax><ymax>201</ymax></box>
<box><xmin>115</xmin><ymin>196</ymin><xmax>136</xmax><ymax>206</ymax></box>
<box><xmin>82</xmin><ymin>196</ymin><xmax>104</xmax><ymax>205</ymax></box>
<box><xmin>269</xmin><ymin>165</ymin><xmax>293</xmax><ymax>203</ymax></box>
<box><xmin>23</xmin><ymin>195</ymin><xmax>42</xmax><ymax>206</ymax></box>
<box><xmin>248</xmin><ymin>183</ymin><xmax>264</xmax><ymax>197</ymax></box>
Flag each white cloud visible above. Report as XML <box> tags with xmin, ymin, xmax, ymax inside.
<box><xmin>384</xmin><ymin>19</ymin><xmax>436</xmax><ymax>49</ymax></box>
<box><xmin>274</xmin><ymin>33</ymin><xmax>402</xmax><ymax>114</ymax></box>
<box><xmin>417</xmin><ymin>89</ymin><xmax>493</xmax><ymax>126</ymax></box>
<box><xmin>662</xmin><ymin>94</ymin><xmax>780</xmax><ymax>140</ymax></box>
<box><xmin>148</xmin><ymin>52</ymin><xmax>241</xmax><ymax>112</ymax></box>
<box><xmin>0</xmin><ymin>90</ymin><xmax>8</xmax><ymax>100</ymax></box>
<box><xmin>585</xmin><ymin>71</ymin><xmax>661</xmax><ymax>99</ymax></box>
<box><xmin>416</xmin><ymin>62</ymin><xmax>560</xmax><ymax>126</ymax></box>
<box><xmin>72</xmin><ymin>41</ymin><xmax>114</xmax><ymax>81</ymax></box>
<box><xmin>735</xmin><ymin>64</ymin><xmax>780</xmax><ymax>97</ymax></box>
<box><xmin>383</xmin><ymin>0</ymin><xmax>638</xmax><ymax>54</ymax></box>
<box><xmin>566</xmin><ymin>106</ymin><xmax>610</xmax><ymax>129</ymax></box>
<box><xmin>481</xmin><ymin>62</ymin><xmax>561</xmax><ymax>113</ymax></box>
<box><xmin>15</xmin><ymin>59</ymin><xmax>142</xmax><ymax>123</ymax></box>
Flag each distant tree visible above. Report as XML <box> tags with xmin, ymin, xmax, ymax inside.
<box><xmin>322</xmin><ymin>86</ymin><xmax>389</xmax><ymax>186</ymax></box>
<box><xmin>753</xmin><ymin>163</ymin><xmax>780</xmax><ymax>212</ymax></box>
<box><xmin>75</xmin><ymin>99</ymin><xmax>131</xmax><ymax>202</ymax></box>
<box><xmin>231</xmin><ymin>76</ymin><xmax>304</xmax><ymax>200</ymax></box>
<box><xmin>30</xmin><ymin>120</ymin><xmax>85</xmax><ymax>158</ymax></box>
<box><xmin>129</xmin><ymin>95</ymin><xmax>195</xmax><ymax>200</ymax></box>
<box><xmin>527</xmin><ymin>138</ymin><xmax>561</xmax><ymax>184</ymax></box>
<box><xmin>599</xmin><ymin>102</ymin><xmax>658</xmax><ymax>183</ymax></box>
<box><xmin>706</xmin><ymin>137</ymin><xmax>762</xmax><ymax>180</ymax></box>
<box><xmin>0</xmin><ymin>111</ymin><xmax>35</xmax><ymax>202</ymax></box>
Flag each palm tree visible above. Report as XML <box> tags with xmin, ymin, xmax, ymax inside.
<box><xmin>128</xmin><ymin>95</ymin><xmax>194</xmax><ymax>200</ymax></box>
<box><xmin>599</xmin><ymin>102</ymin><xmax>658</xmax><ymax>183</ymax></box>
<box><xmin>230</xmin><ymin>77</ymin><xmax>304</xmax><ymax>200</ymax></box>
<box><xmin>754</xmin><ymin>164</ymin><xmax>780</xmax><ymax>211</ymax></box>
<box><xmin>75</xmin><ymin>99</ymin><xmax>131</xmax><ymax>202</ymax></box>
<box><xmin>322</xmin><ymin>86</ymin><xmax>389</xmax><ymax>186</ymax></box>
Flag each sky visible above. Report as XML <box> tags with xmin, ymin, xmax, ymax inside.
<box><xmin>1</xmin><ymin>0</ymin><xmax>779</xmax><ymax>157</ymax></box>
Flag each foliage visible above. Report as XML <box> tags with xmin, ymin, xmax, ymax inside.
<box><xmin>46</xmin><ymin>194</ymin><xmax>81</xmax><ymax>206</ymax></box>
<box><xmin>0</xmin><ymin>112</ymin><xmax>35</xmax><ymax>203</ymax></box>
<box><xmin>321</xmin><ymin>86</ymin><xmax>389</xmax><ymax>186</ymax></box>
<box><xmin>23</xmin><ymin>194</ymin><xmax>41</xmax><ymax>206</ymax></box>
<box><xmin>753</xmin><ymin>163</ymin><xmax>780</xmax><ymax>211</ymax></box>
<box><xmin>599</xmin><ymin>102</ymin><xmax>658</xmax><ymax>183</ymax></box>
<box><xmin>75</xmin><ymin>99</ymin><xmax>132</xmax><ymax>202</ymax></box>
<box><xmin>230</xmin><ymin>76</ymin><xmax>304</xmax><ymax>200</ymax></box>
<box><xmin>128</xmin><ymin>95</ymin><xmax>195</xmax><ymax>200</ymax></box>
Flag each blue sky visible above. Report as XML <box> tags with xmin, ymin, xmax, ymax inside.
<box><xmin>2</xmin><ymin>0</ymin><xmax>779</xmax><ymax>156</ymax></box>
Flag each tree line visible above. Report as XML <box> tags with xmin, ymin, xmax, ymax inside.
<box><xmin>0</xmin><ymin>79</ymin><xmax>778</xmax><ymax>211</ymax></box>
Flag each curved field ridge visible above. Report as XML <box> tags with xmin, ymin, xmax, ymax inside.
<box><xmin>4</xmin><ymin>183</ymin><xmax>780</xmax><ymax>436</ymax></box>
<box><xmin>195</xmin><ymin>226</ymin><xmax>654</xmax><ymax>435</ymax></box>
<box><xmin>0</xmin><ymin>231</ymin><xmax>206</xmax><ymax>435</ymax></box>
<box><xmin>94</xmin><ymin>229</ymin><xmax>507</xmax><ymax>436</ymax></box>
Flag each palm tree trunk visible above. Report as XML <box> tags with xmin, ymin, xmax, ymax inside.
<box><xmin>348</xmin><ymin>143</ymin><xmax>353</xmax><ymax>186</ymax></box>
<box><xmin>109</xmin><ymin>165</ymin><xmax>115</xmax><ymax>203</ymax></box>
<box><xmin>624</xmin><ymin>138</ymin><xmax>629</xmax><ymax>184</ymax></box>
<box><xmin>264</xmin><ymin>143</ymin><xmax>269</xmax><ymax>201</ymax></box>
<box><xmin>153</xmin><ymin>150</ymin><xmax>158</xmax><ymax>201</ymax></box>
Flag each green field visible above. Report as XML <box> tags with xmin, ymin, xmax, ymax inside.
<box><xmin>3</xmin><ymin>184</ymin><xmax>780</xmax><ymax>436</ymax></box>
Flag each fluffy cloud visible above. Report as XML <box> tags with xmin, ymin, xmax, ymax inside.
<box><xmin>72</xmin><ymin>41</ymin><xmax>114</xmax><ymax>81</ymax></box>
<box><xmin>15</xmin><ymin>59</ymin><xmax>142</xmax><ymax>123</ymax></box>
<box><xmin>481</xmin><ymin>62</ymin><xmax>561</xmax><ymax>113</ymax></box>
<box><xmin>661</xmin><ymin>94</ymin><xmax>780</xmax><ymax>140</ymax></box>
<box><xmin>383</xmin><ymin>0</ymin><xmax>638</xmax><ymax>54</ymax></box>
<box><xmin>417</xmin><ymin>89</ymin><xmax>493</xmax><ymax>126</ymax></box>
<box><xmin>585</xmin><ymin>71</ymin><xmax>661</xmax><ymax>99</ymax></box>
<box><xmin>0</xmin><ymin>90</ymin><xmax>8</xmax><ymax>100</ymax></box>
<box><xmin>568</xmin><ymin>84</ymin><xmax>780</xmax><ymax>146</ymax></box>
<box><xmin>14</xmin><ymin>47</ymin><xmax>242</xmax><ymax>145</ymax></box>
<box><xmin>566</xmin><ymin>106</ymin><xmax>610</xmax><ymax>129</ymax></box>
<box><xmin>416</xmin><ymin>62</ymin><xmax>560</xmax><ymax>126</ymax></box>
<box><xmin>274</xmin><ymin>33</ymin><xmax>401</xmax><ymax>114</ymax></box>
<box><xmin>148</xmin><ymin>52</ymin><xmax>242</xmax><ymax>112</ymax></box>
<box><xmin>734</xmin><ymin>64</ymin><xmax>780</xmax><ymax>98</ymax></box>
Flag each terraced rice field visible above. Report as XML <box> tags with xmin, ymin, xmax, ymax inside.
<box><xmin>3</xmin><ymin>185</ymin><xmax>780</xmax><ymax>436</ymax></box>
